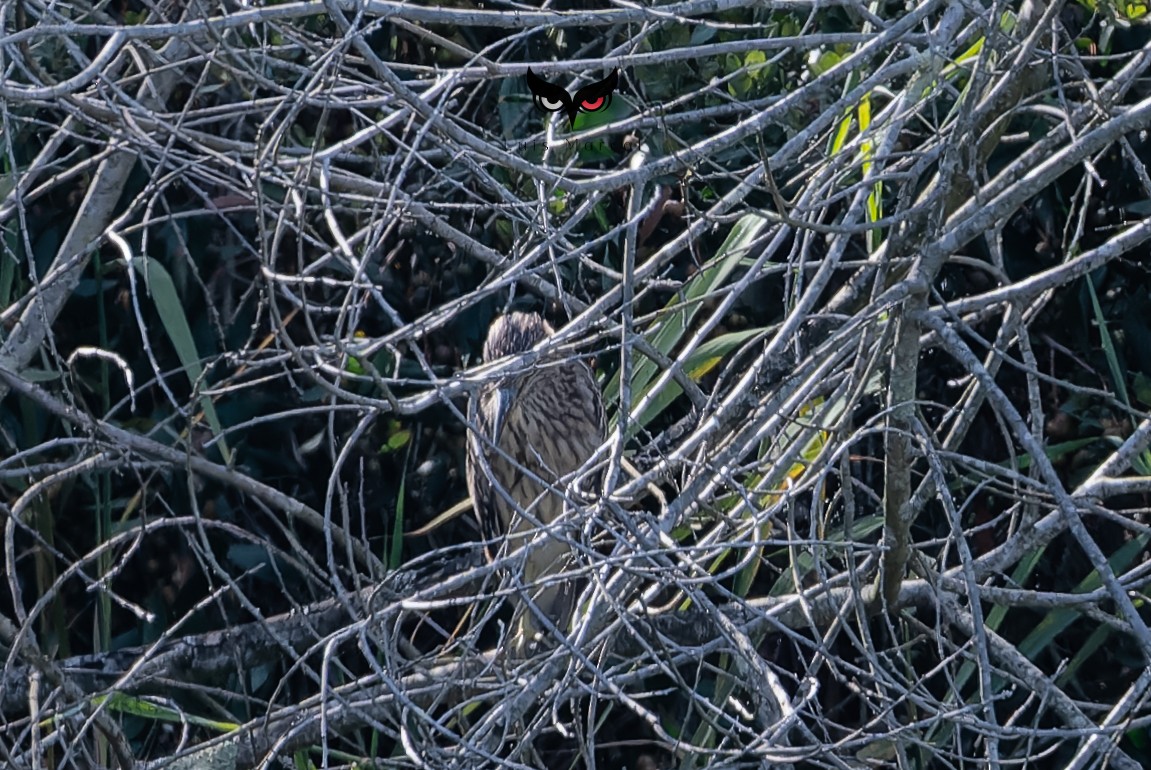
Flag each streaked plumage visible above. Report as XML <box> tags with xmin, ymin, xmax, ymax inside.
<box><xmin>466</xmin><ymin>311</ymin><xmax>605</xmax><ymax>655</ymax></box>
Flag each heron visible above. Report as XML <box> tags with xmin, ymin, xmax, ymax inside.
<box><xmin>466</xmin><ymin>311</ymin><xmax>605</xmax><ymax>656</ymax></box>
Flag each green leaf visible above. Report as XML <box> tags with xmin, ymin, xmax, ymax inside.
<box><xmin>498</xmin><ymin>73</ymin><xmax>533</xmax><ymax>140</ymax></box>
<box><xmin>632</xmin><ymin>328</ymin><xmax>765</xmax><ymax>429</ymax></box>
<box><xmin>807</xmin><ymin>49</ymin><xmax>842</xmax><ymax>77</ymax></box>
<box><xmin>130</xmin><ymin>257</ymin><xmax>231</xmax><ymax>463</ymax></box>
<box><xmin>744</xmin><ymin>49</ymin><xmax>767</xmax><ymax>74</ymax></box>
<box><xmin>380</xmin><ymin>428</ymin><xmax>412</xmax><ymax>454</ymax></box>
<box><xmin>1086</xmin><ymin>275</ymin><xmax>1130</xmax><ymax>407</ymax></box>
<box><xmin>1134</xmin><ymin>372</ymin><xmax>1151</xmax><ymax>406</ymax></box>
<box><xmin>80</xmin><ymin>692</ymin><xmax>238</xmax><ymax>732</ymax></box>
<box><xmin>604</xmin><ymin>213</ymin><xmax>769</xmax><ymax>435</ymax></box>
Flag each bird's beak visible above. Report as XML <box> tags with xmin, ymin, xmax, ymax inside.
<box><xmin>491</xmin><ymin>385</ymin><xmax>516</xmax><ymax>444</ymax></box>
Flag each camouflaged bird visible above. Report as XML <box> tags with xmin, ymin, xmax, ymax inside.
<box><xmin>466</xmin><ymin>312</ymin><xmax>605</xmax><ymax>656</ymax></box>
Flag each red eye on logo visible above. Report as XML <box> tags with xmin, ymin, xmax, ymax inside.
<box><xmin>581</xmin><ymin>97</ymin><xmax>605</xmax><ymax>111</ymax></box>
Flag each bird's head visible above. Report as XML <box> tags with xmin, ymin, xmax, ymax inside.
<box><xmin>481</xmin><ymin>312</ymin><xmax>554</xmax><ymax>442</ymax></box>
<box><xmin>482</xmin><ymin>311</ymin><xmax>553</xmax><ymax>361</ymax></box>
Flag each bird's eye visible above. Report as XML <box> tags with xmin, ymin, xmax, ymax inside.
<box><xmin>580</xmin><ymin>96</ymin><xmax>605</xmax><ymax>112</ymax></box>
<box><xmin>534</xmin><ymin>95</ymin><xmax>566</xmax><ymax>112</ymax></box>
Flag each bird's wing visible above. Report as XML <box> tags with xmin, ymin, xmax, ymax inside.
<box><xmin>466</xmin><ymin>389</ymin><xmax>508</xmax><ymax>548</ymax></box>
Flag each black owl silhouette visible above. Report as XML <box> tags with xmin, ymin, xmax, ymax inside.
<box><xmin>526</xmin><ymin>68</ymin><xmax>619</xmax><ymax>128</ymax></box>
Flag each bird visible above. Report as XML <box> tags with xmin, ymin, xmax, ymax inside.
<box><xmin>466</xmin><ymin>311</ymin><xmax>605</xmax><ymax>656</ymax></box>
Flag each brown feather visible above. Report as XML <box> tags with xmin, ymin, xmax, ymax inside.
<box><xmin>465</xmin><ymin>311</ymin><xmax>605</xmax><ymax>655</ymax></box>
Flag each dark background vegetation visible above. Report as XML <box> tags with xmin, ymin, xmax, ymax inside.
<box><xmin>3</xmin><ymin>0</ymin><xmax>1151</xmax><ymax>767</ymax></box>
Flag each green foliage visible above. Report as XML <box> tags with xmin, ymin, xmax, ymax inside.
<box><xmin>6</xmin><ymin>0</ymin><xmax>1151</xmax><ymax>765</ymax></box>
<box><xmin>128</xmin><ymin>256</ymin><xmax>232</xmax><ymax>464</ymax></box>
<box><xmin>603</xmin><ymin>213</ymin><xmax>769</xmax><ymax>434</ymax></box>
